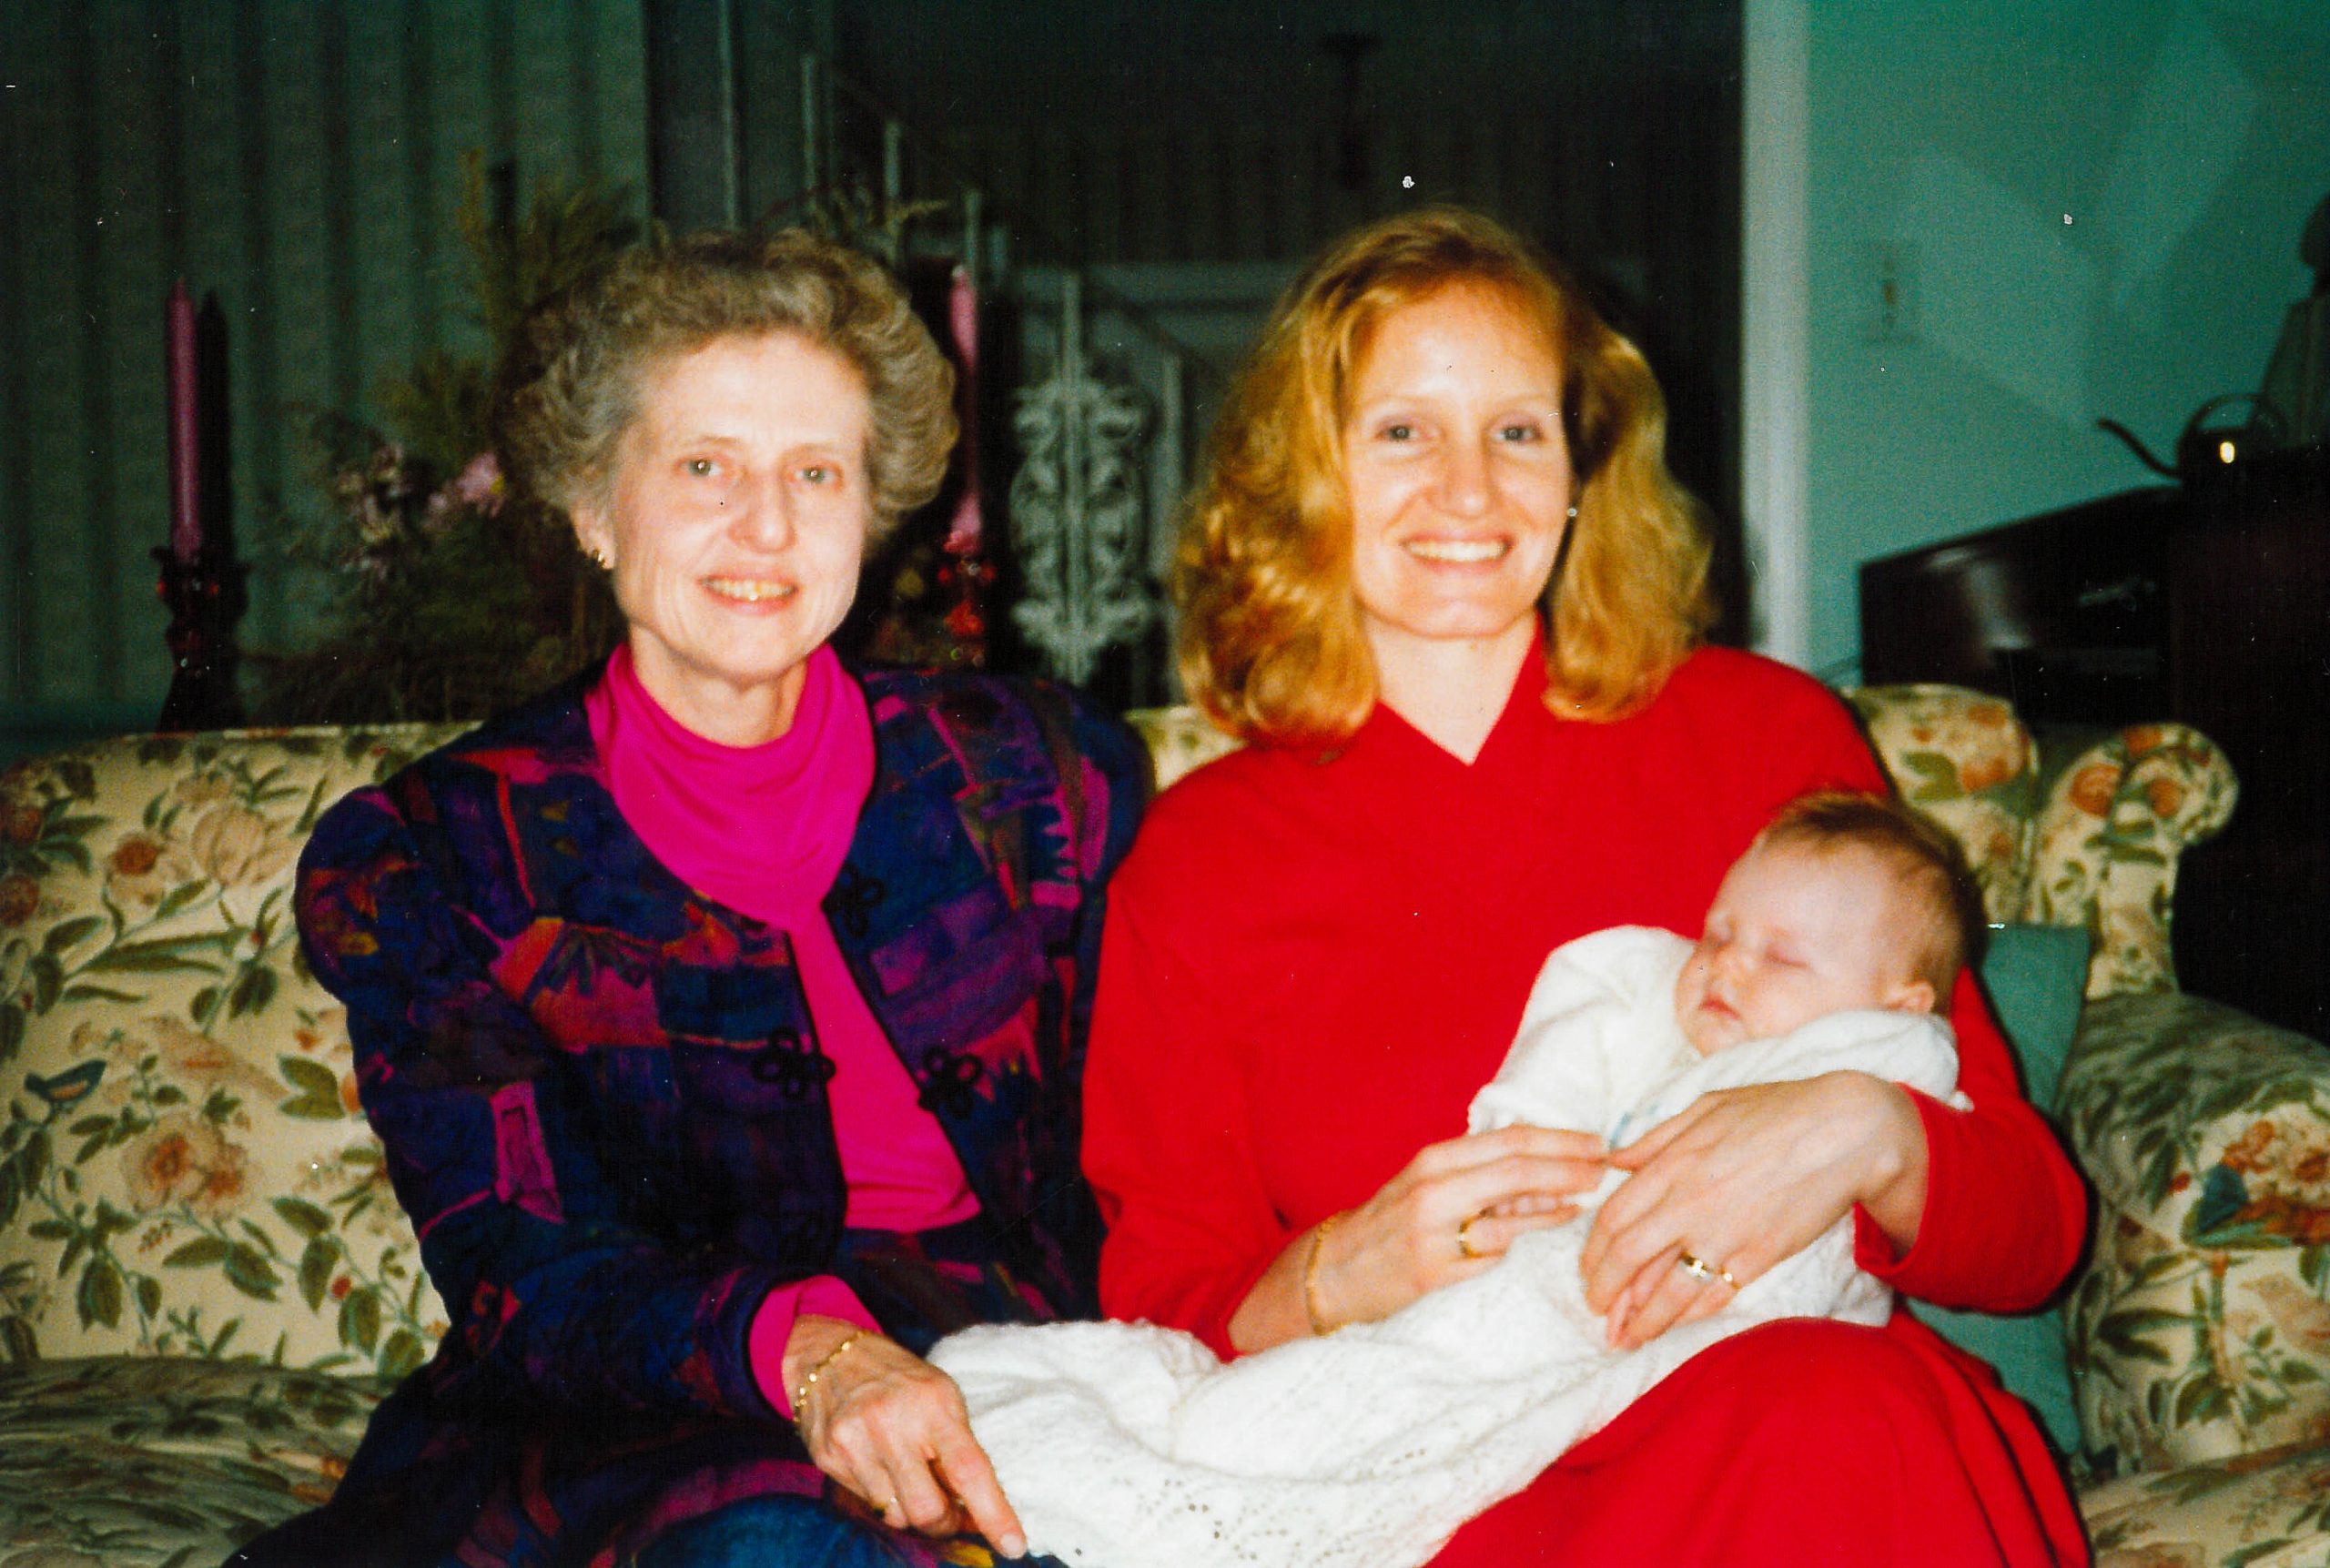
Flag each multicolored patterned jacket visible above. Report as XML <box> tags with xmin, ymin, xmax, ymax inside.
<box><xmin>242</xmin><ymin>663</ymin><xmax>1146</xmax><ymax>1566</ymax></box>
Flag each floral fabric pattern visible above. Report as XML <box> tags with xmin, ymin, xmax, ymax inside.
<box><xmin>0</xmin><ymin>1356</ymin><xmax>388</xmax><ymax>1567</ymax></box>
<box><xmin>1846</xmin><ymin>690</ymin><xmax>2240</xmax><ymax>1007</ymax></box>
<box><xmin>2060</xmin><ymin>991</ymin><xmax>2330</xmax><ymax>1482</ymax></box>
<box><xmin>2081</xmin><ymin>1439</ymin><xmax>2330</xmax><ymax>1568</ymax></box>
<box><xmin>2029</xmin><ymin>725</ymin><xmax>2239</xmax><ymax>999</ymax></box>
<box><xmin>1123</xmin><ymin>705</ymin><xmax>1244</xmax><ymax>795</ymax></box>
<box><xmin>1846</xmin><ymin>684</ymin><xmax>2040</xmax><ymax>923</ymax></box>
<box><xmin>1</xmin><ymin>726</ymin><xmax>467</xmax><ymax>1375</ymax></box>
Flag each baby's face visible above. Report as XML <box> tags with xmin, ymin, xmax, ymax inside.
<box><xmin>1674</xmin><ymin>843</ymin><xmax>1936</xmax><ymax>1055</ymax></box>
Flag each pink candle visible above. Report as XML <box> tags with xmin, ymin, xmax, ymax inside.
<box><xmin>945</xmin><ymin>263</ymin><xmax>981</xmax><ymax>553</ymax></box>
<box><xmin>166</xmin><ymin>280</ymin><xmax>201</xmax><ymax>562</ymax></box>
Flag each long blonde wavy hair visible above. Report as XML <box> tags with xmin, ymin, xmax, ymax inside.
<box><xmin>1177</xmin><ymin>207</ymin><xmax>1714</xmax><ymax>744</ymax></box>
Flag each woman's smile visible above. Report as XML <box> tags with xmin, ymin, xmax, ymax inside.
<box><xmin>1402</xmin><ymin>536</ymin><xmax>1513</xmax><ymax>564</ymax></box>
<box><xmin>702</xmin><ymin>575</ymin><xmax>801</xmax><ymax>604</ymax></box>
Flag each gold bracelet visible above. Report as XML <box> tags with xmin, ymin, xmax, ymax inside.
<box><xmin>791</xmin><ymin>1330</ymin><xmax>862</xmax><ymax>1421</ymax></box>
<box><xmin>1302</xmin><ymin>1213</ymin><xmax>1343</xmax><ymax>1337</ymax></box>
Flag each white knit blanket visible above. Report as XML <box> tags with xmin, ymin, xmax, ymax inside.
<box><xmin>930</xmin><ymin>927</ymin><xmax>1964</xmax><ymax>1568</ymax></box>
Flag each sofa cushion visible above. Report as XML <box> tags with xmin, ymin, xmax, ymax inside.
<box><xmin>1976</xmin><ymin>921</ymin><xmax>2092</xmax><ymax>1113</ymax></box>
<box><xmin>0</xmin><ymin>726</ymin><xmax>465</xmax><ymax>1375</ymax></box>
<box><xmin>2078</xmin><ymin>1439</ymin><xmax>2330</xmax><ymax>1567</ymax></box>
<box><xmin>0</xmin><ymin>1355</ymin><xmax>389</xmax><ymax>1565</ymax></box>
<box><xmin>2060</xmin><ymin>992</ymin><xmax>2330</xmax><ymax>1479</ymax></box>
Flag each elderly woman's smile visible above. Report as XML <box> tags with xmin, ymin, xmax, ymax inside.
<box><xmin>572</xmin><ymin>330</ymin><xmax>874</xmax><ymax>746</ymax></box>
<box><xmin>704</xmin><ymin>578</ymin><xmax>797</xmax><ymax>602</ymax></box>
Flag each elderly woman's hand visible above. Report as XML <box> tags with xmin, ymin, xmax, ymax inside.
<box><xmin>785</xmin><ymin>1315</ymin><xmax>1027</xmax><ymax>1558</ymax></box>
<box><xmin>1577</xmin><ymin>1071</ymin><xmax>1928</xmax><ymax>1350</ymax></box>
<box><xmin>1296</xmin><ymin>1125</ymin><xmax>1607</xmax><ymax>1334</ymax></box>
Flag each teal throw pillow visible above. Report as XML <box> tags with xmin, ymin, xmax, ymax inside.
<box><xmin>1907</xmin><ymin>922</ymin><xmax>2092</xmax><ymax>1456</ymax></box>
<box><xmin>1975</xmin><ymin>922</ymin><xmax>2091</xmax><ymax>1112</ymax></box>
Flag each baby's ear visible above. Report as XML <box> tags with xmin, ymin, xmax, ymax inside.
<box><xmin>1886</xmin><ymin>978</ymin><xmax>1938</xmax><ymax>1016</ymax></box>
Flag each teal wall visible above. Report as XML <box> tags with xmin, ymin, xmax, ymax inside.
<box><xmin>0</xmin><ymin>0</ymin><xmax>649</xmax><ymax>758</ymax></box>
<box><xmin>1801</xmin><ymin>0</ymin><xmax>2330</xmax><ymax>679</ymax></box>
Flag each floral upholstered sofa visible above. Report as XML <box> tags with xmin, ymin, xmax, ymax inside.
<box><xmin>2</xmin><ymin>688</ymin><xmax>2326</xmax><ymax>1567</ymax></box>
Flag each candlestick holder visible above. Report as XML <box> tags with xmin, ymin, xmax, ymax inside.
<box><xmin>155</xmin><ymin>546</ymin><xmax>248</xmax><ymax>731</ymax></box>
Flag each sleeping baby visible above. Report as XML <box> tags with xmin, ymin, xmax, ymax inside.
<box><xmin>932</xmin><ymin>790</ymin><xmax>1981</xmax><ymax>1568</ymax></box>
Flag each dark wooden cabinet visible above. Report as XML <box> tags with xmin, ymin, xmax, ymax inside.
<box><xmin>1860</xmin><ymin>446</ymin><xmax>2330</xmax><ymax>1037</ymax></box>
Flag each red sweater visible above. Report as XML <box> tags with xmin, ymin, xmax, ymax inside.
<box><xmin>1083</xmin><ymin>646</ymin><xmax>2089</xmax><ymax>1563</ymax></box>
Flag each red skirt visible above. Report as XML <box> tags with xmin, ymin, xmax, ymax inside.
<box><xmin>1431</xmin><ymin>1318</ymin><xmax>2088</xmax><ymax>1567</ymax></box>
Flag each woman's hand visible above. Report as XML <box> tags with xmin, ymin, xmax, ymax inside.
<box><xmin>1239</xmin><ymin>1126</ymin><xmax>1605</xmax><ymax>1347</ymax></box>
<box><xmin>1578</xmin><ymin>1071</ymin><xmax>1928</xmax><ymax>1350</ymax></box>
<box><xmin>784</xmin><ymin>1315</ymin><xmax>1027</xmax><ymax>1558</ymax></box>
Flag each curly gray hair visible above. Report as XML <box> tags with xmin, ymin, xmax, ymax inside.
<box><xmin>495</xmin><ymin>228</ymin><xmax>956</xmax><ymax>544</ymax></box>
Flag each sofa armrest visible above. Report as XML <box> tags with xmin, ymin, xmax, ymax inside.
<box><xmin>2058</xmin><ymin>991</ymin><xmax>2330</xmax><ymax>1478</ymax></box>
<box><xmin>2029</xmin><ymin>724</ymin><xmax>2237</xmax><ymax>999</ymax></box>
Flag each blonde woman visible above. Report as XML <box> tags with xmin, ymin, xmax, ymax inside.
<box><xmin>1082</xmin><ymin>208</ymin><xmax>2087</xmax><ymax>1566</ymax></box>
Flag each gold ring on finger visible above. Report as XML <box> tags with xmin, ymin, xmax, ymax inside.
<box><xmin>1456</xmin><ymin>1213</ymin><xmax>1486</xmax><ymax>1260</ymax></box>
<box><xmin>1675</xmin><ymin>1249</ymin><xmax>1738</xmax><ymax>1288</ymax></box>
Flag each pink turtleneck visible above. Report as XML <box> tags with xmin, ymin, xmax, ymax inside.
<box><xmin>586</xmin><ymin>642</ymin><xmax>978</xmax><ymax>1415</ymax></box>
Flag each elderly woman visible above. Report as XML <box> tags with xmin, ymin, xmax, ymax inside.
<box><xmin>1081</xmin><ymin>207</ymin><xmax>2090</xmax><ymax>1564</ymax></box>
<box><xmin>231</xmin><ymin>230</ymin><xmax>1144</xmax><ymax>1568</ymax></box>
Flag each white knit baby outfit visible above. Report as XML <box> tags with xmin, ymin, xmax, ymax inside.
<box><xmin>930</xmin><ymin>926</ymin><xmax>1964</xmax><ymax>1568</ymax></box>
